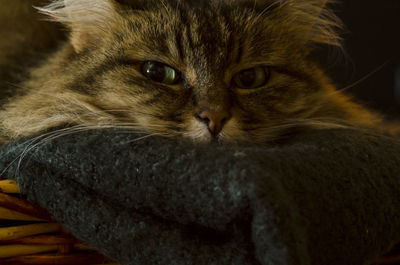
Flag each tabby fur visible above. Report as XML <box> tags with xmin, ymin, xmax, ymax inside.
<box><xmin>0</xmin><ymin>0</ymin><xmax>391</xmax><ymax>145</ymax></box>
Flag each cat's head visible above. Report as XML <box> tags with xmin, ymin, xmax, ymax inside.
<box><xmin>32</xmin><ymin>0</ymin><xmax>344</xmax><ymax>144</ymax></box>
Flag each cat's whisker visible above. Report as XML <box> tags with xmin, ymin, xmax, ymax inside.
<box><xmin>125</xmin><ymin>133</ymin><xmax>166</xmax><ymax>144</ymax></box>
<box><xmin>4</xmin><ymin>120</ymin><xmax>185</xmax><ymax>178</ymax></box>
<box><xmin>4</xmin><ymin>81</ymin><xmax>28</xmax><ymax>90</ymax></box>
<box><xmin>0</xmin><ymin>133</ymin><xmax>50</xmax><ymax>177</ymax></box>
<box><xmin>108</xmin><ymin>123</ymin><xmax>178</xmax><ymax>130</ymax></box>
<box><xmin>273</xmin><ymin>118</ymin><xmax>352</xmax><ymax>129</ymax></box>
<box><xmin>332</xmin><ymin>60</ymin><xmax>390</xmax><ymax>95</ymax></box>
<box><xmin>11</xmin><ymin>125</ymin><xmax>93</xmax><ymax>178</ymax></box>
<box><xmin>101</xmin><ymin>108</ymin><xmax>180</xmax><ymax>121</ymax></box>
<box><xmin>249</xmin><ymin>0</ymin><xmax>284</xmax><ymax>29</ymax></box>
<box><xmin>4</xmin><ymin>124</ymin><xmax>138</xmax><ymax>178</ymax></box>
<box><xmin>234</xmin><ymin>118</ymin><xmax>354</xmax><ymax>143</ymax></box>
<box><xmin>159</xmin><ymin>0</ymin><xmax>172</xmax><ymax>17</ymax></box>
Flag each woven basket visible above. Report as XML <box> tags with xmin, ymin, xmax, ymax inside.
<box><xmin>0</xmin><ymin>178</ymin><xmax>118</xmax><ymax>265</ymax></box>
<box><xmin>0</xmin><ymin>178</ymin><xmax>398</xmax><ymax>265</ymax></box>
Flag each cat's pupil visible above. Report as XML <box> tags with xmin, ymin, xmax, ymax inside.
<box><xmin>233</xmin><ymin>67</ymin><xmax>269</xmax><ymax>89</ymax></box>
<box><xmin>142</xmin><ymin>61</ymin><xmax>179</xmax><ymax>85</ymax></box>
<box><xmin>238</xmin><ymin>70</ymin><xmax>256</xmax><ymax>87</ymax></box>
<box><xmin>144</xmin><ymin>62</ymin><xmax>165</xmax><ymax>82</ymax></box>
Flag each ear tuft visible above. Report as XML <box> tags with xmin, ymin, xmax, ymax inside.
<box><xmin>238</xmin><ymin>0</ymin><xmax>285</xmax><ymax>12</ymax></box>
<box><xmin>242</xmin><ymin>0</ymin><xmax>342</xmax><ymax>47</ymax></box>
<box><xmin>294</xmin><ymin>0</ymin><xmax>343</xmax><ymax>47</ymax></box>
<box><xmin>114</xmin><ymin>0</ymin><xmax>146</xmax><ymax>8</ymax></box>
<box><xmin>276</xmin><ymin>0</ymin><xmax>342</xmax><ymax>47</ymax></box>
<box><xmin>36</xmin><ymin>0</ymin><xmax>119</xmax><ymax>52</ymax></box>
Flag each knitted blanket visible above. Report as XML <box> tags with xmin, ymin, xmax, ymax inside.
<box><xmin>1</xmin><ymin>128</ymin><xmax>400</xmax><ymax>265</ymax></box>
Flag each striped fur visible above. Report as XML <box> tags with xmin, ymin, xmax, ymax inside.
<box><xmin>0</xmin><ymin>0</ymin><xmax>392</xmax><ymax>145</ymax></box>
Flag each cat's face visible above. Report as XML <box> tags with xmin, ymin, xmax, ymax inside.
<box><xmin>4</xmin><ymin>0</ymin><xmax>343</xmax><ymax>144</ymax></box>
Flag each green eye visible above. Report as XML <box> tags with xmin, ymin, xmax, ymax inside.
<box><xmin>141</xmin><ymin>61</ymin><xmax>180</xmax><ymax>85</ymax></box>
<box><xmin>233</xmin><ymin>66</ymin><xmax>270</xmax><ymax>89</ymax></box>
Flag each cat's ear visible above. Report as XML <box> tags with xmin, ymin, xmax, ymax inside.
<box><xmin>288</xmin><ymin>0</ymin><xmax>342</xmax><ymax>47</ymax></box>
<box><xmin>237</xmin><ymin>0</ymin><xmax>287</xmax><ymax>11</ymax></box>
<box><xmin>37</xmin><ymin>0</ymin><xmax>120</xmax><ymax>53</ymax></box>
<box><xmin>114</xmin><ymin>0</ymin><xmax>146</xmax><ymax>9</ymax></box>
<box><xmin>241</xmin><ymin>0</ymin><xmax>341</xmax><ymax>47</ymax></box>
<box><xmin>270</xmin><ymin>0</ymin><xmax>341</xmax><ymax>47</ymax></box>
<box><xmin>241</xmin><ymin>0</ymin><xmax>329</xmax><ymax>11</ymax></box>
<box><xmin>309</xmin><ymin>0</ymin><xmax>330</xmax><ymax>8</ymax></box>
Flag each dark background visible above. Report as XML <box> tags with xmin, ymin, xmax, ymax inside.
<box><xmin>323</xmin><ymin>0</ymin><xmax>400</xmax><ymax>119</ymax></box>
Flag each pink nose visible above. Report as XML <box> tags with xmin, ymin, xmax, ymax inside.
<box><xmin>195</xmin><ymin>108</ymin><xmax>231</xmax><ymax>137</ymax></box>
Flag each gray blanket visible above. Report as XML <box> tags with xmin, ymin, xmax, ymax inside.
<box><xmin>1</xmin><ymin>128</ymin><xmax>400</xmax><ymax>265</ymax></box>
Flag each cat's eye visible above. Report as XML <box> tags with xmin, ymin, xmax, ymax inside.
<box><xmin>141</xmin><ymin>61</ymin><xmax>180</xmax><ymax>85</ymax></box>
<box><xmin>233</xmin><ymin>67</ymin><xmax>270</xmax><ymax>89</ymax></box>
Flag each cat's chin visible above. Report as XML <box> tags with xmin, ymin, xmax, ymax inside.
<box><xmin>185</xmin><ymin>131</ymin><xmax>243</xmax><ymax>145</ymax></box>
<box><xmin>186</xmin><ymin>133</ymin><xmax>215</xmax><ymax>144</ymax></box>
<box><xmin>183</xmin><ymin>117</ymin><xmax>248</xmax><ymax>145</ymax></box>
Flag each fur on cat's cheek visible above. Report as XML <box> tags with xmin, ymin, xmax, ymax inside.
<box><xmin>218</xmin><ymin>118</ymin><xmax>248</xmax><ymax>144</ymax></box>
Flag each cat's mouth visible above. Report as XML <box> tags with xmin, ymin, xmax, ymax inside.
<box><xmin>183</xmin><ymin>115</ymin><xmax>249</xmax><ymax>144</ymax></box>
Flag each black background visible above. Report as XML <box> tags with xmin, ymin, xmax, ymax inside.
<box><xmin>324</xmin><ymin>0</ymin><xmax>400</xmax><ymax>118</ymax></box>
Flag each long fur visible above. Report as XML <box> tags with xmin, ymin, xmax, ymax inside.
<box><xmin>36</xmin><ymin>0</ymin><xmax>120</xmax><ymax>51</ymax></box>
<box><xmin>36</xmin><ymin>0</ymin><xmax>117</xmax><ymax>27</ymax></box>
<box><xmin>0</xmin><ymin>0</ymin><xmax>391</xmax><ymax>146</ymax></box>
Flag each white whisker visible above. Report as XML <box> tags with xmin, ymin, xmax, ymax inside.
<box><xmin>1</xmin><ymin>121</ymin><xmax>179</xmax><ymax>179</ymax></box>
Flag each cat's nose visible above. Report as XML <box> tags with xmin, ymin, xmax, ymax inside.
<box><xmin>195</xmin><ymin>108</ymin><xmax>231</xmax><ymax>137</ymax></box>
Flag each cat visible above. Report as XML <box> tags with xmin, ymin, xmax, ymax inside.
<box><xmin>0</xmin><ymin>0</ymin><xmax>394</xmax><ymax>146</ymax></box>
